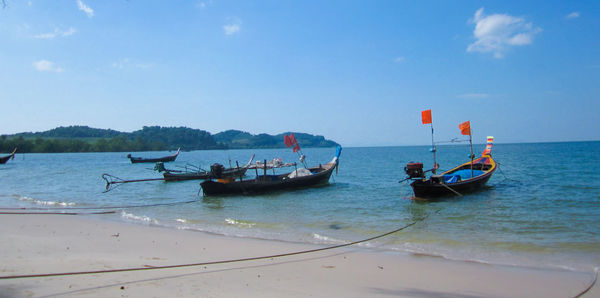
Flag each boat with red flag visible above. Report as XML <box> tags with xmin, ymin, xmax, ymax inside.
<box><xmin>200</xmin><ymin>134</ymin><xmax>341</xmax><ymax>196</ymax></box>
<box><xmin>402</xmin><ymin>110</ymin><xmax>497</xmax><ymax>198</ymax></box>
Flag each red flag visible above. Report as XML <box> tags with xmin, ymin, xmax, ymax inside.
<box><xmin>284</xmin><ymin>135</ymin><xmax>293</xmax><ymax>147</ymax></box>
<box><xmin>293</xmin><ymin>144</ymin><xmax>300</xmax><ymax>153</ymax></box>
<box><xmin>459</xmin><ymin>121</ymin><xmax>471</xmax><ymax>136</ymax></box>
<box><xmin>421</xmin><ymin>109</ymin><xmax>432</xmax><ymax>124</ymax></box>
<box><xmin>289</xmin><ymin>133</ymin><xmax>298</xmax><ymax>145</ymax></box>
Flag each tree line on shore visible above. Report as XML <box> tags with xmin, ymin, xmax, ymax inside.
<box><xmin>0</xmin><ymin>126</ymin><xmax>338</xmax><ymax>153</ymax></box>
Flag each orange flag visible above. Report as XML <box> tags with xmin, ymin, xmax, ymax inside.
<box><xmin>421</xmin><ymin>109</ymin><xmax>432</xmax><ymax>124</ymax></box>
<box><xmin>459</xmin><ymin>121</ymin><xmax>471</xmax><ymax>136</ymax></box>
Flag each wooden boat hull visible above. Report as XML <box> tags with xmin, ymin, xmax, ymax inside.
<box><xmin>0</xmin><ymin>154</ymin><xmax>13</xmax><ymax>164</ymax></box>
<box><xmin>0</xmin><ymin>148</ymin><xmax>17</xmax><ymax>164</ymax></box>
<box><xmin>130</xmin><ymin>155</ymin><xmax>178</xmax><ymax>163</ymax></box>
<box><xmin>128</xmin><ymin>149</ymin><xmax>180</xmax><ymax>164</ymax></box>
<box><xmin>161</xmin><ymin>155</ymin><xmax>254</xmax><ymax>181</ymax></box>
<box><xmin>410</xmin><ymin>167</ymin><xmax>495</xmax><ymax>198</ymax></box>
<box><xmin>163</xmin><ymin>167</ymin><xmax>248</xmax><ymax>182</ymax></box>
<box><xmin>200</xmin><ymin>162</ymin><xmax>336</xmax><ymax>196</ymax></box>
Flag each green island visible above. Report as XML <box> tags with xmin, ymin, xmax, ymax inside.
<box><xmin>0</xmin><ymin>126</ymin><xmax>338</xmax><ymax>153</ymax></box>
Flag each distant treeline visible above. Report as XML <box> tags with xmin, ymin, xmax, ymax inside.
<box><xmin>0</xmin><ymin>126</ymin><xmax>338</xmax><ymax>153</ymax></box>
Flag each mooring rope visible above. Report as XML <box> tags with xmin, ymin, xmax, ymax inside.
<box><xmin>495</xmin><ymin>162</ymin><xmax>520</xmax><ymax>183</ymax></box>
<box><xmin>0</xmin><ymin>211</ymin><xmax>117</xmax><ymax>215</ymax></box>
<box><xmin>0</xmin><ymin>214</ymin><xmax>427</xmax><ymax>280</ymax></box>
<box><xmin>574</xmin><ymin>267</ymin><xmax>599</xmax><ymax>298</ymax></box>
<box><xmin>439</xmin><ymin>182</ymin><xmax>463</xmax><ymax>196</ymax></box>
<box><xmin>0</xmin><ymin>199</ymin><xmax>198</xmax><ymax>211</ymax></box>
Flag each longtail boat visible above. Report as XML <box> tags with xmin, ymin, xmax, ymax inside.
<box><xmin>127</xmin><ymin>148</ymin><xmax>180</xmax><ymax>164</ymax></box>
<box><xmin>158</xmin><ymin>155</ymin><xmax>255</xmax><ymax>181</ymax></box>
<box><xmin>403</xmin><ymin>110</ymin><xmax>496</xmax><ymax>198</ymax></box>
<box><xmin>406</xmin><ymin>137</ymin><xmax>496</xmax><ymax>197</ymax></box>
<box><xmin>200</xmin><ymin>141</ymin><xmax>341</xmax><ymax>196</ymax></box>
<box><xmin>0</xmin><ymin>148</ymin><xmax>17</xmax><ymax>164</ymax></box>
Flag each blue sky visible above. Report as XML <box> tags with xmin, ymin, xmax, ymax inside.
<box><xmin>1</xmin><ymin>1</ymin><xmax>598</xmax><ymax>146</ymax></box>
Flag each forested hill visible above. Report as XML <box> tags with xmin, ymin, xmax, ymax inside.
<box><xmin>14</xmin><ymin>126</ymin><xmax>124</xmax><ymax>139</ymax></box>
<box><xmin>214</xmin><ymin>130</ymin><xmax>338</xmax><ymax>149</ymax></box>
<box><xmin>1</xmin><ymin>126</ymin><xmax>338</xmax><ymax>153</ymax></box>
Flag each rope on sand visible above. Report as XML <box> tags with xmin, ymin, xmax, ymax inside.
<box><xmin>0</xmin><ymin>211</ymin><xmax>116</xmax><ymax>215</ymax></box>
<box><xmin>574</xmin><ymin>267</ymin><xmax>599</xmax><ymax>298</ymax></box>
<box><xmin>0</xmin><ymin>214</ymin><xmax>428</xmax><ymax>280</ymax></box>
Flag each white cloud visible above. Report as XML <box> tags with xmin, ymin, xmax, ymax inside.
<box><xmin>467</xmin><ymin>7</ymin><xmax>541</xmax><ymax>58</ymax></box>
<box><xmin>223</xmin><ymin>18</ymin><xmax>242</xmax><ymax>35</ymax></box>
<box><xmin>62</xmin><ymin>27</ymin><xmax>76</xmax><ymax>36</ymax></box>
<box><xmin>33</xmin><ymin>60</ymin><xmax>64</xmax><ymax>73</ymax></box>
<box><xmin>223</xmin><ymin>24</ymin><xmax>240</xmax><ymax>35</ymax></box>
<box><xmin>33</xmin><ymin>27</ymin><xmax>77</xmax><ymax>39</ymax></box>
<box><xmin>566</xmin><ymin>12</ymin><xmax>580</xmax><ymax>20</ymax></box>
<box><xmin>394</xmin><ymin>56</ymin><xmax>405</xmax><ymax>63</ymax></box>
<box><xmin>77</xmin><ymin>0</ymin><xmax>94</xmax><ymax>18</ymax></box>
<box><xmin>457</xmin><ymin>93</ymin><xmax>489</xmax><ymax>99</ymax></box>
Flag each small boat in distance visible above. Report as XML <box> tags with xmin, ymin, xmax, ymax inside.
<box><xmin>0</xmin><ymin>148</ymin><xmax>17</xmax><ymax>164</ymax></box>
<box><xmin>127</xmin><ymin>148</ymin><xmax>180</xmax><ymax>163</ymax></box>
<box><xmin>200</xmin><ymin>140</ymin><xmax>341</xmax><ymax>196</ymax></box>
<box><xmin>403</xmin><ymin>110</ymin><xmax>496</xmax><ymax>198</ymax></box>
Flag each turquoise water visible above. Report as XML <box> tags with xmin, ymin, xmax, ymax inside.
<box><xmin>1</xmin><ymin>142</ymin><xmax>599</xmax><ymax>272</ymax></box>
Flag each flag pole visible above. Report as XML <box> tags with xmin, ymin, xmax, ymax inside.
<box><xmin>430</xmin><ymin>122</ymin><xmax>437</xmax><ymax>174</ymax></box>
<box><xmin>422</xmin><ymin>109</ymin><xmax>437</xmax><ymax>174</ymax></box>
<box><xmin>469</xmin><ymin>132</ymin><xmax>474</xmax><ymax>178</ymax></box>
<box><xmin>459</xmin><ymin>121</ymin><xmax>474</xmax><ymax>178</ymax></box>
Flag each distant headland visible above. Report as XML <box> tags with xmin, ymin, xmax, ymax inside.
<box><xmin>0</xmin><ymin>126</ymin><xmax>339</xmax><ymax>153</ymax></box>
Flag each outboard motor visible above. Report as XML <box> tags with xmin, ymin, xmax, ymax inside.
<box><xmin>154</xmin><ymin>162</ymin><xmax>166</xmax><ymax>172</ymax></box>
<box><xmin>405</xmin><ymin>162</ymin><xmax>424</xmax><ymax>179</ymax></box>
<box><xmin>210</xmin><ymin>163</ymin><xmax>225</xmax><ymax>178</ymax></box>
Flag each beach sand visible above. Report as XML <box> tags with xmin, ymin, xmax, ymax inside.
<box><xmin>0</xmin><ymin>214</ymin><xmax>596</xmax><ymax>297</ymax></box>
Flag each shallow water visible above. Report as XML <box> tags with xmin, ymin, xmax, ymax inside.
<box><xmin>1</xmin><ymin>142</ymin><xmax>599</xmax><ymax>271</ymax></box>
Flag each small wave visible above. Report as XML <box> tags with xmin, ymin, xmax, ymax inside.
<box><xmin>17</xmin><ymin>195</ymin><xmax>76</xmax><ymax>207</ymax></box>
<box><xmin>311</xmin><ymin>233</ymin><xmax>349</xmax><ymax>245</ymax></box>
<box><xmin>121</xmin><ymin>211</ymin><xmax>159</xmax><ymax>225</ymax></box>
<box><xmin>225</xmin><ymin>218</ymin><xmax>256</xmax><ymax>228</ymax></box>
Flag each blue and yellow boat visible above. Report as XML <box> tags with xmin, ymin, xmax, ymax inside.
<box><xmin>406</xmin><ymin>136</ymin><xmax>496</xmax><ymax>198</ymax></box>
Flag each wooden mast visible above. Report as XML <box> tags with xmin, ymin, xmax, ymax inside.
<box><xmin>430</xmin><ymin>121</ymin><xmax>437</xmax><ymax>174</ymax></box>
<box><xmin>469</xmin><ymin>133</ymin><xmax>474</xmax><ymax>178</ymax></box>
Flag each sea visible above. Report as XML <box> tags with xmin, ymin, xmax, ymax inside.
<box><xmin>1</xmin><ymin>141</ymin><xmax>599</xmax><ymax>273</ymax></box>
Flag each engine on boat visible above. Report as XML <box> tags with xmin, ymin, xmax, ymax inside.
<box><xmin>154</xmin><ymin>162</ymin><xmax>166</xmax><ymax>172</ymax></box>
<box><xmin>210</xmin><ymin>163</ymin><xmax>225</xmax><ymax>178</ymax></box>
<box><xmin>405</xmin><ymin>162</ymin><xmax>424</xmax><ymax>179</ymax></box>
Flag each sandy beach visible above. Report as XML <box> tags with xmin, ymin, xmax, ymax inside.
<box><xmin>0</xmin><ymin>214</ymin><xmax>596</xmax><ymax>298</ymax></box>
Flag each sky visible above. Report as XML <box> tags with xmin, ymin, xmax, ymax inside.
<box><xmin>0</xmin><ymin>1</ymin><xmax>598</xmax><ymax>147</ymax></box>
